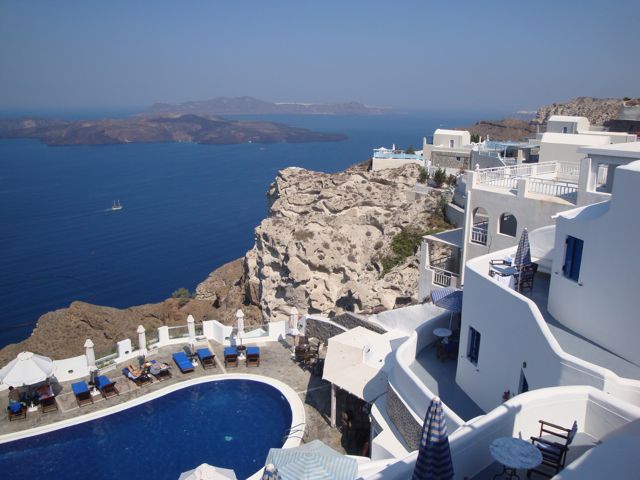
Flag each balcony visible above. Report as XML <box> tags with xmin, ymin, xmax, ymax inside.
<box><xmin>471</xmin><ymin>221</ymin><xmax>488</xmax><ymax>245</ymax></box>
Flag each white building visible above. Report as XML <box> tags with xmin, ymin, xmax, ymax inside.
<box><xmin>423</xmin><ymin>129</ymin><xmax>474</xmax><ymax>171</ymax></box>
<box><xmin>370</xmin><ymin>145</ymin><xmax>425</xmax><ymax>171</ymax></box>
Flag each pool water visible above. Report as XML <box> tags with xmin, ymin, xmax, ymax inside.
<box><xmin>0</xmin><ymin>379</ymin><xmax>292</xmax><ymax>479</ymax></box>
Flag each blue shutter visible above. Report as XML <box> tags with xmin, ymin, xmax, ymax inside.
<box><xmin>570</xmin><ymin>238</ymin><xmax>583</xmax><ymax>281</ymax></box>
<box><xmin>563</xmin><ymin>236</ymin><xmax>575</xmax><ymax>276</ymax></box>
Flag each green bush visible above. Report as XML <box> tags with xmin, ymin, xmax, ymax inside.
<box><xmin>418</xmin><ymin>167</ymin><xmax>429</xmax><ymax>184</ymax></box>
<box><xmin>380</xmin><ymin>227</ymin><xmax>426</xmax><ymax>276</ymax></box>
<box><xmin>447</xmin><ymin>174</ymin><xmax>457</xmax><ymax>186</ymax></box>
<box><xmin>172</xmin><ymin>287</ymin><xmax>193</xmax><ymax>306</ymax></box>
<box><xmin>433</xmin><ymin>168</ymin><xmax>447</xmax><ymax>187</ymax></box>
<box><xmin>470</xmin><ymin>133</ymin><xmax>480</xmax><ymax>143</ymax></box>
<box><xmin>405</xmin><ymin>145</ymin><xmax>415</xmax><ymax>154</ymax></box>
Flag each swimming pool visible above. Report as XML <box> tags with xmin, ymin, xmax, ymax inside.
<box><xmin>0</xmin><ymin>376</ymin><xmax>298</xmax><ymax>479</ymax></box>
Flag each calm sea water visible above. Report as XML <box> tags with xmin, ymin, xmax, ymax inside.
<box><xmin>0</xmin><ymin>112</ymin><xmax>488</xmax><ymax>347</ymax></box>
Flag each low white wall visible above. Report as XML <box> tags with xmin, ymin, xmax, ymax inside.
<box><xmin>388</xmin><ymin>310</ymin><xmax>465</xmax><ymax>430</ymax></box>
<box><xmin>369</xmin><ymin>303</ymin><xmax>446</xmax><ymax>334</ymax></box>
<box><xmin>371</xmin><ymin>158</ymin><xmax>424</xmax><ymax>171</ymax></box>
<box><xmin>53</xmin><ymin>355</ymin><xmax>90</xmax><ymax>383</ymax></box>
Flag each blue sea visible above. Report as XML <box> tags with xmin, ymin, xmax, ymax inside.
<box><xmin>0</xmin><ymin>111</ymin><xmax>495</xmax><ymax>347</ymax></box>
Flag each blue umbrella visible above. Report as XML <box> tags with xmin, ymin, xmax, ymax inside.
<box><xmin>412</xmin><ymin>397</ymin><xmax>454</xmax><ymax>480</ymax></box>
<box><xmin>262</xmin><ymin>463</ymin><xmax>281</xmax><ymax>480</ymax></box>
<box><xmin>265</xmin><ymin>440</ymin><xmax>358</xmax><ymax>480</ymax></box>
<box><xmin>430</xmin><ymin>288</ymin><xmax>463</xmax><ymax>314</ymax></box>
<box><xmin>513</xmin><ymin>228</ymin><xmax>531</xmax><ymax>269</ymax></box>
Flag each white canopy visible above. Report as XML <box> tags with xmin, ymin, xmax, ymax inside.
<box><xmin>322</xmin><ymin>326</ymin><xmax>400</xmax><ymax>402</ymax></box>
<box><xmin>178</xmin><ymin>463</ymin><xmax>237</xmax><ymax>480</ymax></box>
<box><xmin>0</xmin><ymin>351</ymin><xmax>56</xmax><ymax>388</ymax></box>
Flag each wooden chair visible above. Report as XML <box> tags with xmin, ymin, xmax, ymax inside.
<box><xmin>7</xmin><ymin>403</ymin><xmax>27</xmax><ymax>421</ymax></box>
<box><xmin>294</xmin><ymin>345</ymin><xmax>308</xmax><ymax>363</ymax></box>
<box><xmin>528</xmin><ymin>420</ymin><xmax>577</xmax><ymax>478</ymax></box>
<box><xmin>518</xmin><ymin>263</ymin><xmax>538</xmax><ymax>294</ymax></box>
<box><xmin>224</xmin><ymin>347</ymin><xmax>239</xmax><ymax>368</ymax></box>
<box><xmin>246</xmin><ymin>347</ymin><xmax>260</xmax><ymax>367</ymax></box>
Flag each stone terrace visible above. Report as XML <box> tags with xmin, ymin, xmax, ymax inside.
<box><xmin>1</xmin><ymin>339</ymin><xmax>344</xmax><ymax>453</ymax></box>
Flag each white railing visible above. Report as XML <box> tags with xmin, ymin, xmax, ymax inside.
<box><xmin>476</xmin><ymin>161</ymin><xmax>560</xmax><ymax>187</ymax></box>
<box><xmin>471</xmin><ymin>222</ymin><xmax>488</xmax><ymax>245</ymax></box>
<box><xmin>557</xmin><ymin>162</ymin><xmax>580</xmax><ymax>180</ymax></box>
<box><xmin>432</xmin><ymin>266</ymin><xmax>459</xmax><ymax>287</ymax></box>
<box><xmin>528</xmin><ymin>178</ymin><xmax>578</xmax><ymax>201</ymax></box>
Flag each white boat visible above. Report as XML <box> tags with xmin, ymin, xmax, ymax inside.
<box><xmin>111</xmin><ymin>200</ymin><xmax>123</xmax><ymax>211</ymax></box>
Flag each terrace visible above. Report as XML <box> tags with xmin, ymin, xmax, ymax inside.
<box><xmin>1</xmin><ymin>339</ymin><xmax>345</xmax><ymax>453</ymax></box>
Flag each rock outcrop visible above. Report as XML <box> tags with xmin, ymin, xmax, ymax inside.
<box><xmin>243</xmin><ymin>163</ymin><xmax>447</xmax><ymax>321</ymax></box>
<box><xmin>533</xmin><ymin>97</ymin><xmax>621</xmax><ymax>126</ymax></box>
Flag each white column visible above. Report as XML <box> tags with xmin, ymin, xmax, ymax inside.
<box><xmin>137</xmin><ymin>325</ymin><xmax>147</xmax><ymax>354</ymax></box>
<box><xmin>330</xmin><ymin>383</ymin><xmax>337</xmax><ymax>428</ymax></box>
<box><xmin>187</xmin><ymin>314</ymin><xmax>196</xmax><ymax>342</ymax></box>
<box><xmin>84</xmin><ymin>339</ymin><xmax>95</xmax><ymax>368</ymax></box>
<box><xmin>289</xmin><ymin>306</ymin><xmax>299</xmax><ymax>336</ymax></box>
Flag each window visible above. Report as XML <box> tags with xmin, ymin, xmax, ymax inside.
<box><xmin>449</xmin><ymin>139</ymin><xmax>454</xmax><ymax>148</ymax></box>
<box><xmin>562</xmin><ymin>126</ymin><xmax>568</xmax><ymax>134</ymax></box>
<box><xmin>562</xmin><ymin>236</ymin><xmax>584</xmax><ymax>282</ymax></box>
<box><xmin>467</xmin><ymin>327</ymin><xmax>481</xmax><ymax>365</ymax></box>
<box><xmin>499</xmin><ymin>213</ymin><xmax>517</xmax><ymax>237</ymax></box>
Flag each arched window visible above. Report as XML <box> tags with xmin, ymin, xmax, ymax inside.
<box><xmin>499</xmin><ymin>213</ymin><xmax>517</xmax><ymax>237</ymax></box>
<box><xmin>471</xmin><ymin>207</ymin><xmax>489</xmax><ymax>245</ymax></box>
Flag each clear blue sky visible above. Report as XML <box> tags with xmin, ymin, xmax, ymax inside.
<box><xmin>0</xmin><ymin>0</ymin><xmax>638</xmax><ymax>112</ymax></box>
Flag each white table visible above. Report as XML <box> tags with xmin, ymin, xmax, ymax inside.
<box><xmin>490</xmin><ymin>265</ymin><xmax>519</xmax><ymax>277</ymax></box>
<box><xmin>433</xmin><ymin>327</ymin><xmax>452</xmax><ymax>338</ymax></box>
<box><xmin>490</xmin><ymin>437</ymin><xmax>542</xmax><ymax>479</ymax></box>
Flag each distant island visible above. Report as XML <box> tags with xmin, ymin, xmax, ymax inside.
<box><xmin>0</xmin><ymin>113</ymin><xmax>347</xmax><ymax>146</ymax></box>
<box><xmin>142</xmin><ymin>96</ymin><xmax>392</xmax><ymax>116</ymax></box>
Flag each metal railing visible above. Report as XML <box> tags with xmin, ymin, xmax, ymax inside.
<box><xmin>168</xmin><ymin>325</ymin><xmax>190</xmax><ymax>339</ymax></box>
<box><xmin>471</xmin><ymin>222</ymin><xmax>488</xmax><ymax>245</ymax></box>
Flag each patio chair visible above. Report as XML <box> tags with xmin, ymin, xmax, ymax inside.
<box><xmin>294</xmin><ymin>345</ymin><xmax>308</xmax><ymax>363</ymax></box>
<box><xmin>246</xmin><ymin>346</ymin><xmax>260</xmax><ymax>367</ymax></box>
<box><xmin>172</xmin><ymin>351</ymin><xmax>195</xmax><ymax>373</ymax></box>
<box><xmin>196</xmin><ymin>348</ymin><xmax>216</xmax><ymax>369</ymax></box>
<box><xmin>95</xmin><ymin>375</ymin><xmax>119</xmax><ymax>399</ymax></box>
<box><xmin>489</xmin><ymin>258</ymin><xmax>511</xmax><ymax>277</ymax></box>
<box><xmin>123</xmin><ymin>366</ymin><xmax>153</xmax><ymax>387</ymax></box>
<box><xmin>528</xmin><ymin>420</ymin><xmax>578</xmax><ymax>478</ymax></box>
<box><xmin>7</xmin><ymin>402</ymin><xmax>27</xmax><ymax>421</ymax></box>
<box><xmin>148</xmin><ymin>360</ymin><xmax>172</xmax><ymax>381</ymax></box>
<box><xmin>224</xmin><ymin>347</ymin><xmax>238</xmax><ymax>368</ymax></box>
<box><xmin>71</xmin><ymin>381</ymin><xmax>94</xmax><ymax>407</ymax></box>
<box><xmin>518</xmin><ymin>263</ymin><xmax>538</xmax><ymax>294</ymax></box>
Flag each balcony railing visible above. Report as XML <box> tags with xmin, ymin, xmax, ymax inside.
<box><xmin>432</xmin><ymin>266</ymin><xmax>460</xmax><ymax>287</ymax></box>
<box><xmin>528</xmin><ymin>178</ymin><xmax>578</xmax><ymax>201</ymax></box>
<box><xmin>471</xmin><ymin>222</ymin><xmax>488</xmax><ymax>245</ymax></box>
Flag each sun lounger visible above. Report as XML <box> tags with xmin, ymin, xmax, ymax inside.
<box><xmin>95</xmin><ymin>375</ymin><xmax>119</xmax><ymax>399</ymax></box>
<box><xmin>36</xmin><ymin>384</ymin><xmax>58</xmax><ymax>413</ymax></box>
<box><xmin>196</xmin><ymin>348</ymin><xmax>216</xmax><ymax>369</ymax></box>
<box><xmin>224</xmin><ymin>347</ymin><xmax>239</xmax><ymax>368</ymax></box>
<box><xmin>71</xmin><ymin>381</ymin><xmax>94</xmax><ymax>407</ymax></box>
<box><xmin>123</xmin><ymin>366</ymin><xmax>153</xmax><ymax>387</ymax></box>
<box><xmin>148</xmin><ymin>360</ymin><xmax>172</xmax><ymax>381</ymax></box>
<box><xmin>7</xmin><ymin>402</ymin><xmax>27</xmax><ymax>421</ymax></box>
<box><xmin>246</xmin><ymin>346</ymin><xmax>260</xmax><ymax>367</ymax></box>
<box><xmin>172</xmin><ymin>351</ymin><xmax>195</xmax><ymax>373</ymax></box>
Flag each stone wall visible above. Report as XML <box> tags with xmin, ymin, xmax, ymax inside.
<box><xmin>431</xmin><ymin>151</ymin><xmax>471</xmax><ymax>170</ymax></box>
<box><xmin>386</xmin><ymin>383</ymin><xmax>422</xmax><ymax>451</ymax></box>
<box><xmin>305</xmin><ymin>312</ymin><xmax>386</xmax><ymax>344</ymax></box>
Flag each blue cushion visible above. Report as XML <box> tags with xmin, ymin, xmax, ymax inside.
<box><xmin>96</xmin><ymin>376</ymin><xmax>111</xmax><ymax>389</ymax></box>
<box><xmin>224</xmin><ymin>347</ymin><xmax>238</xmax><ymax>356</ymax></box>
<box><xmin>72</xmin><ymin>381</ymin><xmax>89</xmax><ymax>395</ymax></box>
<box><xmin>9</xmin><ymin>402</ymin><xmax>22</xmax><ymax>413</ymax></box>
<box><xmin>247</xmin><ymin>347</ymin><xmax>260</xmax><ymax>355</ymax></box>
<box><xmin>172</xmin><ymin>351</ymin><xmax>193</xmax><ymax>371</ymax></box>
<box><xmin>197</xmin><ymin>348</ymin><xmax>213</xmax><ymax>360</ymax></box>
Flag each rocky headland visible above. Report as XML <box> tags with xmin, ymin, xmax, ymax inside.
<box><xmin>0</xmin><ymin>113</ymin><xmax>346</xmax><ymax>147</ymax></box>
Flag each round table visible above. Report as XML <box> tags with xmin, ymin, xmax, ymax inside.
<box><xmin>433</xmin><ymin>327</ymin><xmax>452</xmax><ymax>338</ymax></box>
<box><xmin>490</xmin><ymin>437</ymin><xmax>542</xmax><ymax>479</ymax></box>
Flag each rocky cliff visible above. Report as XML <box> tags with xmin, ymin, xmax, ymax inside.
<box><xmin>533</xmin><ymin>97</ymin><xmax>622</xmax><ymax>126</ymax></box>
<box><xmin>240</xmin><ymin>163</ymin><xmax>447</xmax><ymax>321</ymax></box>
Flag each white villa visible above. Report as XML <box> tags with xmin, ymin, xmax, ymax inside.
<box><xmin>371</xmin><ymin>145</ymin><xmax>425</xmax><ymax>171</ymax></box>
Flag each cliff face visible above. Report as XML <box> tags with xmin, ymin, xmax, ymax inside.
<box><xmin>533</xmin><ymin>97</ymin><xmax>621</xmax><ymax>126</ymax></box>
<box><xmin>242</xmin><ymin>163</ymin><xmax>446</xmax><ymax>321</ymax></box>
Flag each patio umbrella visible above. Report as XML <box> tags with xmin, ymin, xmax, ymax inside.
<box><xmin>430</xmin><ymin>288</ymin><xmax>463</xmax><ymax>330</ymax></box>
<box><xmin>265</xmin><ymin>439</ymin><xmax>358</xmax><ymax>480</ymax></box>
<box><xmin>513</xmin><ymin>228</ymin><xmax>531</xmax><ymax>269</ymax></box>
<box><xmin>262</xmin><ymin>463</ymin><xmax>281</xmax><ymax>480</ymax></box>
<box><xmin>178</xmin><ymin>463</ymin><xmax>237</xmax><ymax>480</ymax></box>
<box><xmin>412</xmin><ymin>396</ymin><xmax>454</xmax><ymax>480</ymax></box>
<box><xmin>0</xmin><ymin>351</ymin><xmax>56</xmax><ymax>388</ymax></box>
<box><xmin>236</xmin><ymin>309</ymin><xmax>245</xmax><ymax>347</ymax></box>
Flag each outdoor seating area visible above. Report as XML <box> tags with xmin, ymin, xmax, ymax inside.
<box><xmin>488</xmin><ymin>228</ymin><xmax>538</xmax><ymax>294</ymax></box>
<box><xmin>528</xmin><ymin>419</ymin><xmax>578</xmax><ymax>478</ymax></box>
<box><xmin>292</xmin><ymin>336</ymin><xmax>324</xmax><ymax>375</ymax></box>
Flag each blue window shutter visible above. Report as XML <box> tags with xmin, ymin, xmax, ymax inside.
<box><xmin>571</xmin><ymin>239</ymin><xmax>583</xmax><ymax>281</ymax></box>
<box><xmin>563</xmin><ymin>236</ymin><xmax>575</xmax><ymax>276</ymax></box>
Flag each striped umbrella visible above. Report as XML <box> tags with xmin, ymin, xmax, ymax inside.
<box><xmin>412</xmin><ymin>396</ymin><xmax>454</xmax><ymax>480</ymax></box>
<box><xmin>513</xmin><ymin>228</ymin><xmax>531</xmax><ymax>269</ymax></box>
<box><xmin>265</xmin><ymin>440</ymin><xmax>357</xmax><ymax>480</ymax></box>
<box><xmin>430</xmin><ymin>288</ymin><xmax>463</xmax><ymax>314</ymax></box>
<box><xmin>261</xmin><ymin>463</ymin><xmax>281</xmax><ymax>480</ymax></box>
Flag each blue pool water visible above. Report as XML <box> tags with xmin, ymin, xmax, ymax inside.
<box><xmin>0</xmin><ymin>379</ymin><xmax>293</xmax><ymax>479</ymax></box>
<box><xmin>0</xmin><ymin>111</ymin><xmax>494</xmax><ymax>346</ymax></box>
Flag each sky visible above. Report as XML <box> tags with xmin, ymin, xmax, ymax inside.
<box><xmin>0</xmin><ymin>0</ymin><xmax>638</xmax><ymax>113</ymax></box>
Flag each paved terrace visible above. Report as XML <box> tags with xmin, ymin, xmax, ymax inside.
<box><xmin>1</xmin><ymin>339</ymin><xmax>344</xmax><ymax>454</ymax></box>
